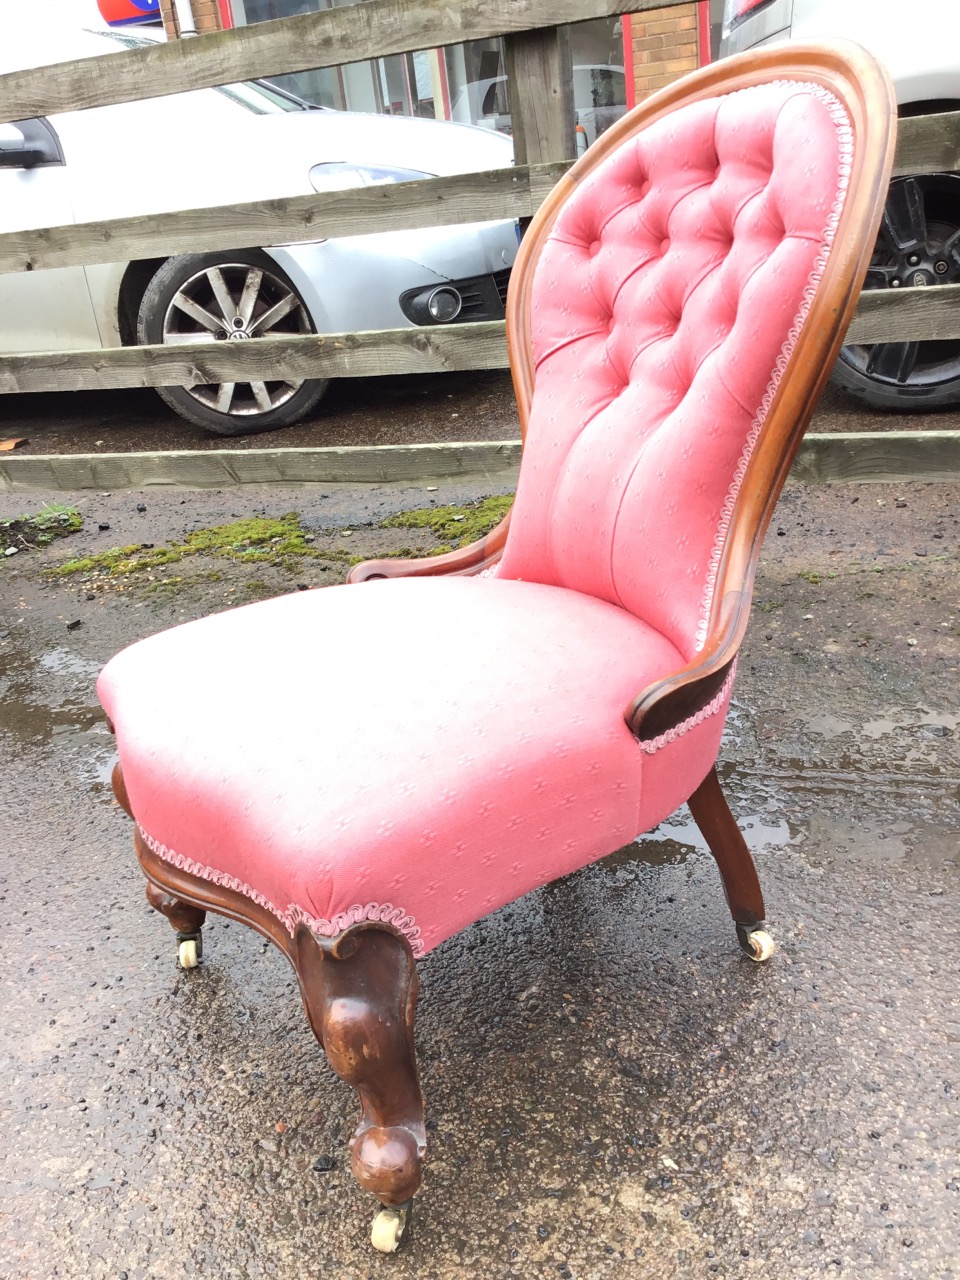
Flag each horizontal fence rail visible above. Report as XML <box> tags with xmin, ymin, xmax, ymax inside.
<box><xmin>0</xmin><ymin>323</ymin><xmax>509</xmax><ymax>394</ymax></box>
<box><xmin>2</xmin><ymin>433</ymin><xmax>958</xmax><ymax>493</ymax></box>
<box><xmin>0</xmin><ymin>0</ymin><xmax>659</xmax><ymax>123</ymax></box>
<box><xmin>0</xmin><ymin>164</ymin><xmax>569</xmax><ymax>277</ymax></box>
<box><xmin>0</xmin><ymin>109</ymin><xmax>956</xmax><ymax>278</ymax></box>
<box><xmin>2</xmin><ymin>281</ymin><xmax>957</xmax><ymax>396</ymax></box>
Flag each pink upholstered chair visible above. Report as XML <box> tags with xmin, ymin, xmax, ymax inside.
<box><xmin>98</xmin><ymin>42</ymin><xmax>894</xmax><ymax>1252</ymax></box>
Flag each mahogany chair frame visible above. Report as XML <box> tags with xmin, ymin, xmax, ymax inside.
<box><xmin>109</xmin><ymin>41</ymin><xmax>895</xmax><ymax>1251</ymax></box>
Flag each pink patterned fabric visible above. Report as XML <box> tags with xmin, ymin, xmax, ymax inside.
<box><xmin>98</xmin><ymin>78</ymin><xmax>850</xmax><ymax>956</ymax></box>
<box><xmin>498</xmin><ymin>82</ymin><xmax>851</xmax><ymax>658</ymax></box>
<box><xmin>99</xmin><ymin>579</ymin><xmax>730</xmax><ymax>955</ymax></box>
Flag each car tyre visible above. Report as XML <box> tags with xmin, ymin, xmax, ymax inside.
<box><xmin>137</xmin><ymin>250</ymin><xmax>329</xmax><ymax>436</ymax></box>
<box><xmin>832</xmin><ymin>173</ymin><xmax>960</xmax><ymax>410</ymax></box>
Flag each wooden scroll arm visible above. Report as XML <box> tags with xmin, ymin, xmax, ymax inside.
<box><xmin>625</xmin><ymin>589</ymin><xmax>749</xmax><ymax>743</ymax></box>
<box><xmin>346</xmin><ymin>510</ymin><xmax>511</xmax><ymax>583</ymax></box>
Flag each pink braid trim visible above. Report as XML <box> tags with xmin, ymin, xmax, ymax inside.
<box><xmin>137</xmin><ymin>825</ymin><xmax>424</xmax><ymax>958</ymax></box>
<box><xmin>695</xmin><ymin>82</ymin><xmax>854</xmax><ymax>651</ymax></box>
<box><xmin>638</xmin><ymin>659</ymin><xmax>737</xmax><ymax>755</ymax></box>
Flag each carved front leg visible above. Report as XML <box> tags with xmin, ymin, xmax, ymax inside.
<box><xmin>292</xmin><ymin>921</ymin><xmax>425</xmax><ymax>1207</ymax></box>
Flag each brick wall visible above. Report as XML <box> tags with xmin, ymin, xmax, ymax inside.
<box><xmin>629</xmin><ymin>3</ymin><xmax>700</xmax><ymax>100</ymax></box>
<box><xmin>159</xmin><ymin>0</ymin><xmax>223</xmax><ymax>38</ymax></box>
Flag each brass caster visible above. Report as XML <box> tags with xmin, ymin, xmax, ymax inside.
<box><xmin>177</xmin><ymin>931</ymin><xmax>202</xmax><ymax>969</ymax></box>
<box><xmin>370</xmin><ymin>1199</ymin><xmax>411</xmax><ymax>1253</ymax></box>
<box><xmin>736</xmin><ymin>924</ymin><xmax>775</xmax><ymax>962</ymax></box>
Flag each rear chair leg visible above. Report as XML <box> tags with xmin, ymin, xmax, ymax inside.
<box><xmin>688</xmin><ymin>765</ymin><xmax>776</xmax><ymax>961</ymax></box>
<box><xmin>145</xmin><ymin>882</ymin><xmax>207</xmax><ymax>969</ymax></box>
<box><xmin>292</xmin><ymin>921</ymin><xmax>425</xmax><ymax>1253</ymax></box>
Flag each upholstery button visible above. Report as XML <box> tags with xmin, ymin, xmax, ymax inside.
<box><xmin>589</xmin><ymin>239</ymin><xmax>601</xmax><ymax>256</ymax></box>
<box><xmin>660</xmin><ymin>237</ymin><xmax>670</xmax><ymax>255</ymax></box>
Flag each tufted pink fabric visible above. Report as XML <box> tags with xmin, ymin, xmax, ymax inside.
<box><xmin>498</xmin><ymin>82</ymin><xmax>851</xmax><ymax>657</ymax></box>
<box><xmin>98</xmin><ymin>78</ymin><xmax>851</xmax><ymax>957</ymax></box>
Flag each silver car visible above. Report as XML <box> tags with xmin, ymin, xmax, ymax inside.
<box><xmin>0</xmin><ymin>26</ymin><xmax>518</xmax><ymax>434</ymax></box>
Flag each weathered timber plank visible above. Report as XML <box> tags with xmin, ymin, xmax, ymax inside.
<box><xmin>1</xmin><ymin>433</ymin><xmax>957</xmax><ymax>494</ymax></box>
<box><xmin>893</xmin><ymin>112</ymin><xmax>960</xmax><ymax>177</ymax></box>
<box><xmin>0</xmin><ymin>323</ymin><xmax>508</xmax><ymax>394</ymax></box>
<box><xmin>846</xmin><ymin>283</ymin><xmax>960</xmax><ymax>344</ymax></box>
<box><xmin>792</xmin><ymin>431</ymin><xmax>960</xmax><ymax>485</ymax></box>
<box><xmin>0</xmin><ymin>164</ymin><xmax>571</xmax><ymax>277</ymax></box>
<box><xmin>0</xmin><ymin>0</ymin><xmax>672</xmax><ymax>122</ymax></box>
<box><xmin>505</xmin><ymin>29</ymin><xmax>576</xmax><ymax>168</ymax></box>
<box><xmin>0</xmin><ymin>441</ymin><xmax>524</xmax><ymax>492</ymax></box>
<box><xmin>1</xmin><ymin>279</ymin><xmax>956</xmax><ymax>397</ymax></box>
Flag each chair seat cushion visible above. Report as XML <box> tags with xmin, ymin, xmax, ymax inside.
<box><xmin>98</xmin><ymin>577</ymin><xmax>731</xmax><ymax>955</ymax></box>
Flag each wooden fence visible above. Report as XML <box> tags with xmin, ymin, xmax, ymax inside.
<box><xmin>1</xmin><ymin>0</ymin><xmax>959</xmax><ymax>442</ymax></box>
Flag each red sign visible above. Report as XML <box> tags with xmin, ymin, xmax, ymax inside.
<box><xmin>97</xmin><ymin>0</ymin><xmax>161</xmax><ymax>26</ymax></box>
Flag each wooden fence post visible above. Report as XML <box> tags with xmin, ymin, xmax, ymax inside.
<box><xmin>503</xmin><ymin>28</ymin><xmax>577</xmax><ymax>168</ymax></box>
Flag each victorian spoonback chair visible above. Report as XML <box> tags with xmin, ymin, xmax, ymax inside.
<box><xmin>98</xmin><ymin>41</ymin><xmax>894</xmax><ymax>1252</ymax></box>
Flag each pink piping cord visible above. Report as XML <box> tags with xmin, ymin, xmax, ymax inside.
<box><xmin>137</xmin><ymin>824</ymin><xmax>425</xmax><ymax>958</ymax></box>
<box><xmin>638</xmin><ymin>658</ymin><xmax>738</xmax><ymax>755</ymax></box>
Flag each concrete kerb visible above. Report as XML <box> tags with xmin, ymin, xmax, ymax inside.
<box><xmin>0</xmin><ymin>431</ymin><xmax>958</xmax><ymax>492</ymax></box>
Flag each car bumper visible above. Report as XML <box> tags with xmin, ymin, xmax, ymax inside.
<box><xmin>267</xmin><ymin>219</ymin><xmax>518</xmax><ymax>335</ymax></box>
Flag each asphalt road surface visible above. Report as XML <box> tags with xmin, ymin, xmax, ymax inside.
<box><xmin>1</xmin><ymin>467</ymin><xmax>957</xmax><ymax>1279</ymax></box>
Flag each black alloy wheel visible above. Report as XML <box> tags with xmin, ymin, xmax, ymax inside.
<box><xmin>832</xmin><ymin>173</ymin><xmax>960</xmax><ymax>410</ymax></box>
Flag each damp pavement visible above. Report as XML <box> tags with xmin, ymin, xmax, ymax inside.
<box><xmin>0</xmin><ymin>474</ymin><xmax>958</xmax><ymax>1280</ymax></box>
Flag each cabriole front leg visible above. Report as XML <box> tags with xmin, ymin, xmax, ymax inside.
<box><xmin>292</xmin><ymin>921</ymin><xmax>425</xmax><ymax>1252</ymax></box>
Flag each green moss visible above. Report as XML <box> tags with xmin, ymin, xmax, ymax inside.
<box><xmin>47</xmin><ymin>514</ymin><xmax>332</xmax><ymax>579</ymax></box>
<box><xmin>381</xmin><ymin>494</ymin><xmax>512</xmax><ymax>550</ymax></box>
<box><xmin>1</xmin><ymin>503</ymin><xmax>83</xmax><ymax>551</ymax></box>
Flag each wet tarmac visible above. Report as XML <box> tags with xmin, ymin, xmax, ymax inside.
<box><xmin>1</xmin><ymin>477</ymin><xmax>958</xmax><ymax>1279</ymax></box>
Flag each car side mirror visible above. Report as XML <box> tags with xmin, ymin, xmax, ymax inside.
<box><xmin>0</xmin><ymin>119</ymin><xmax>64</xmax><ymax>169</ymax></box>
<box><xmin>0</xmin><ymin>143</ymin><xmax>50</xmax><ymax>169</ymax></box>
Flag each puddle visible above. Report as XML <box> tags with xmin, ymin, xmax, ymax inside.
<box><xmin>598</xmin><ymin>809</ymin><xmax>797</xmax><ymax>877</ymax></box>
<box><xmin>37</xmin><ymin>647</ymin><xmax>102</xmax><ymax>678</ymax></box>
<box><xmin>0</xmin><ymin>628</ymin><xmax>115</xmax><ymax>788</ymax></box>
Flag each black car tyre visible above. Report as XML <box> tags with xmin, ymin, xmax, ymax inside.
<box><xmin>832</xmin><ymin>173</ymin><xmax>960</xmax><ymax>410</ymax></box>
<box><xmin>137</xmin><ymin>250</ymin><xmax>329</xmax><ymax>436</ymax></box>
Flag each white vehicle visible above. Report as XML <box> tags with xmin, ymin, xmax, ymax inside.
<box><xmin>0</xmin><ymin>26</ymin><xmax>518</xmax><ymax>434</ymax></box>
<box><xmin>451</xmin><ymin>65</ymin><xmax>628</xmax><ymax>153</ymax></box>
<box><xmin>720</xmin><ymin>0</ymin><xmax>960</xmax><ymax>410</ymax></box>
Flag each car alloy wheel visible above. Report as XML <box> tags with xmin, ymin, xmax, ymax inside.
<box><xmin>832</xmin><ymin>173</ymin><xmax>960</xmax><ymax>409</ymax></box>
<box><xmin>137</xmin><ymin>250</ymin><xmax>328</xmax><ymax>435</ymax></box>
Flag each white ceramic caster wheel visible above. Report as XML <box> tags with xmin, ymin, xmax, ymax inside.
<box><xmin>744</xmin><ymin>929</ymin><xmax>775</xmax><ymax>962</ymax></box>
<box><xmin>370</xmin><ymin>1202</ymin><xmax>410</xmax><ymax>1253</ymax></box>
<box><xmin>178</xmin><ymin>938</ymin><xmax>199</xmax><ymax>969</ymax></box>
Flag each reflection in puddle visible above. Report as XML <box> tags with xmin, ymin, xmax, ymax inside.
<box><xmin>602</xmin><ymin>810</ymin><xmax>796</xmax><ymax>875</ymax></box>
<box><xmin>0</xmin><ymin>629</ymin><xmax>114</xmax><ymax>787</ymax></box>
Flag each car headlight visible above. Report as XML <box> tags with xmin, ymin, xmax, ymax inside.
<box><xmin>308</xmin><ymin>162</ymin><xmax>434</xmax><ymax>192</ymax></box>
